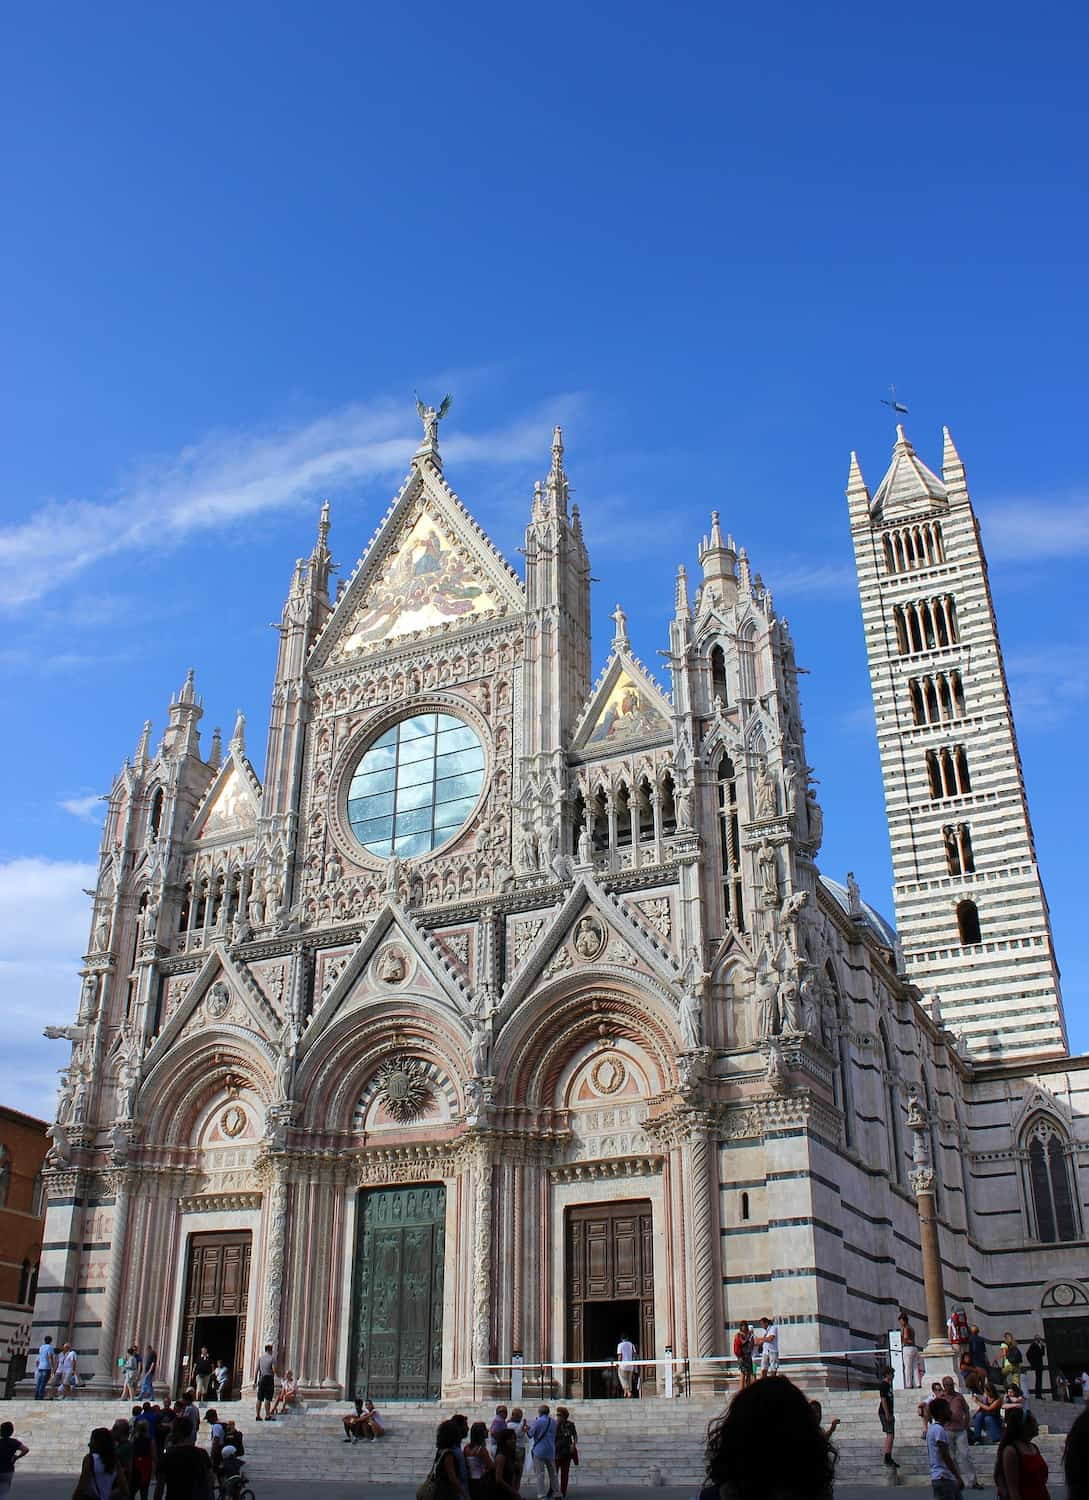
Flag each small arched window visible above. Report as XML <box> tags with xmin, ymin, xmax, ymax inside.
<box><xmin>0</xmin><ymin>1146</ymin><xmax>10</xmax><ymax>1208</ymax></box>
<box><xmin>740</xmin><ymin>1191</ymin><xmax>750</xmax><ymax>1221</ymax></box>
<box><xmin>1025</xmin><ymin>1118</ymin><xmax>1080</xmax><ymax>1242</ymax></box>
<box><xmin>738</xmin><ymin>624</ymin><xmax>757</xmax><ymax>700</ymax></box>
<box><xmin>957</xmin><ymin>899</ymin><xmax>981</xmax><ymax>946</ymax></box>
<box><xmin>879</xmin><ymin>1026</ymin><xmax>904</xmax><ymax>1184</ymax></box>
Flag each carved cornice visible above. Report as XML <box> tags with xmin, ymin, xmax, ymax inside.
<box><xmin>550</xmin><ymin>1154</ymin><xmax>663</xmax><ymax>1184</ymax></box>
<box><xmin>178</xmin><ymin>1191</ymin><xmax>263</xmax><ymax>1214</ymax></box>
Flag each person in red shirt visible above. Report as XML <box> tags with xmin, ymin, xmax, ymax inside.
<box><xmin>732</xmin><ymin>1322</ymin><xmax>754</xmax><ymax>1391</ymax></box>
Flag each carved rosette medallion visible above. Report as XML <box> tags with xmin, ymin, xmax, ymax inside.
<box><xmin>375</xmin><ymin>1057</ymin><xmax>434</xmax><ymax>1122</ymax></box>
<box><xmin>590</xmin><ymin>1055</ymin><xmax>627</xmax><ymax>1096</ymax></box>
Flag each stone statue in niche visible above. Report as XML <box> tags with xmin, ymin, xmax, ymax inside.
<box><xmin>467</xmin><ymin>1005</ymin><xmax>492</xmax><ymax>1077</ymax></box>
<box><xmin>846</xmin><ymin>871</ymin><xmax>862</xmax><ymax>918</ymax></box>
<box><xmin>144</xmin><ymin>894</ymin><xmax>160</xmax><ymax>939</ymax></box>
<box><xmin>679</xmin><ymin>985</ymin><xmax>703</xmax><ymax>1049</ymax></box>
<box><xmin>779</xmin><ymin>973</ymin><xmax>804</xmax><ymax>1034</ymax></box>
<box><xmin>674</xmin><ymin>780</ymin><xmax>693</xmax><ymax>830</ymax></box>
<box><xmin>757</xmin><ymin>840</ymin><xmax>779</xmax><ymax>906</ymax></box>
<box><xmin>755</xmin><ymin>956</ymin><xmax>781</xmax><ymax>1039</ymax></box>
<box><xmin>755</xmin><ymin>762</ymin><xmax>778</xmax><ymax>818</ymax></box>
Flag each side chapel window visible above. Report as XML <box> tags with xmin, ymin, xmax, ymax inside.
<box><xmin>1025</xmin><ymin>1118</ymin><xmax>1080</xmax><ymax>1242</ymax></box>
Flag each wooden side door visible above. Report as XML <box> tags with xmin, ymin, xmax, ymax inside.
<box><xmin>177</xmin><ymin>1231</ymin><xmax>252</xmax><ymax>1392</ymax></box>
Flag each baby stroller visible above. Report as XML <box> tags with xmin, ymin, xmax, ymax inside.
<box><xmin>219</xmin><ymin>1446</ymin><xmax>255</xmax><ymax>1500</ymax></box>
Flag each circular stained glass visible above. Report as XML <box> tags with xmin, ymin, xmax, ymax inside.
<box><xmin>347</xmin><ymin>712</ymin><xmax>485</xmax><ymax>860</ymax></box>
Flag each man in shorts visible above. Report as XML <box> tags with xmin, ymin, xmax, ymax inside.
<box><xmin>757</xmin><ymin>1316</ymin><xmax>779</xmax><ymax>1376</ymax></box>
<box><xmin>254</xmin><ymin>1344</ymin><xmax>276</xmax><ymax>1422</ymax></box>
<box><xmin>879</xmin><ymin>1364</ymin><xmax>899</xmax><ymax>1471</ymax></box>
<box><xmin>54</xmin><ymin>1344</ymin><xmax>78</xmax><ymax>1398</ymax></box>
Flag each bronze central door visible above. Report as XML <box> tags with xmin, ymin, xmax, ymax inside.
<box><xmin>351</xmin><ymin>1184</ymin><xmax>445</xmax><ymax>1400</ymax></box>
<box><xmin>177</xmin><ymin>1230</ymin><xmax>252</xmax><ymax>1397</ymax></box>
<box><xmin>566</xmin><ymin>1200</ymin><xmax>655</xmax><ymax>1397</ymax></box>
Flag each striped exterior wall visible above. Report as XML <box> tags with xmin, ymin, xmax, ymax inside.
<box><xmin>847</xmin><ymin>431</ymin><xmax>1066</xmax><ymax>1062</ymax></box>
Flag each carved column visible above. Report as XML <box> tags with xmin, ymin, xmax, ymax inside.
<box><xmin>683</xmin><ymin>1113</ymin><xmax>723</xmax><ymax>1370</ymax></box>
<box><xmin>260</xmin><ymin>1162</ymin><xmax>289</xmax><ymax>1354</ymax></box>
<box><xmin>97</xmin><ymin>1168</ymin><xmax>135</xmax><ymax>1390</ymax></box>
<box><xmin>471</xmin><ymin>1145</ymin><xmax>494</xmax><ymax>1370</ymax></box>
<box><xmin>908</xmin><ymin>1099</ymin><xmax>956</xmax><ymax>1379</ymax></box>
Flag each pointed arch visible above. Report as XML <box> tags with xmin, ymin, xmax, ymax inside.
<box><xmin>879</xmin><ymin>1021</ymin><xmax>904</xmax><ymax>1183</ymax></box>
<box><xmin>1022</xmin><ymin>1115</ymin><xmax>1080</xmax><ymax>1242</ymax></box>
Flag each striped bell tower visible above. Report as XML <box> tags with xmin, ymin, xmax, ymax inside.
<box><xmin>847</xmin><ymin>424</ymin><xmax>1067</xmax><ymax>1061</ymax></box>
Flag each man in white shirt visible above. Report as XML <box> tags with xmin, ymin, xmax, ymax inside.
<box><xmin>926</xmin><ymin>1398</ymin><xmax>962</xmax><ymax>1500</ymax></box>
<box><xmin>54</xmin><ymin>1344</ymin><xmax>78</xmax><ymax>1399</ymax></box>
<box><xmin>616</xmin><ymin>1336</ymin><xmax>637</xmax><ymax>1397</ymax></box>
<box><xmin>757</xmin><ymin>1317</ymin><xmax>780</xmax><ymax>1376</ymax></box>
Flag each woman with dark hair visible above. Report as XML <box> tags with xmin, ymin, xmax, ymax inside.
<box><xmin>994</xmin><ymin>1409</ymin><xmax>1049</xmax><ymax>1500</ymax></box>
<box><xmin>433</xmin><ymin>1418</ymin><xmax>470</xmax><ymax>1500</ymax></box>
<box><xmin>74</xmin><ymin>1428</ymin><xmax>127</xmax><ymax>1499</ymax></box>
<box><xmin>700</xmin><ymin>1377</ymin><xmax>836</xmax><ymax>1500</ymax></box>
<box><xmin>493</xmin><ymin>1429</ymin><xmax>521</xmax><ymax>1500</ymax></box>
<box><xmin>972</xmin><ymin>1382</ymin><xmax>1004</xmax><ymax>1444</ymax></box>
<box><xmin>465</xmin><ymin>1421</ymin><xmax>496</xmax><ymax>1500</ymax></box>
<box><xmin>1063</xmin><ymin>1405</ymin><xmax>1089</xmax><ymax>1500</ymax></box>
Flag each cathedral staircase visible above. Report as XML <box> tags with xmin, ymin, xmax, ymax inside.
<box><xmin>0</xmin><ymin>1392</ymin><xmax>1076</xmax><ymax>1487</ymax></box>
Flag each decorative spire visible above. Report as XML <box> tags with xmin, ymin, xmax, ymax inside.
<box><xmin>209</xmin><ymin>726</ymin><xmax>222</xmax><ymax>769</ymax></box>
<box><xmin>545</xmin><ymin>424</ymin><xmax>569</xmax><ymax>515</ymax></box>
<box><xmin>942</xmin><ymin>426</ymin><xmax>966</xmax><ymax>490</ymax></box>
<box><xmin>610</xmin><ymin>603</ymin><xmax>629</xmax><ymax>647</ymax></box>
<box><xmin>571</xmin><ymin>502</ymin><xmax>584</xmax><ymax>542</ymax></box>
<box><xmin>178</xmin><ymin>668</ymin><xmax>195</xmax><ymax>704</ymax></box>
<box><xmin>846</xmin><ymin>450</ymin><xmax>868</xmax><ymax>495</ymax></box>
<box><xmin>134</xmin><ymin>719</ymin><xmax>152</xmax><ymax>767</ymax></box>
<box><xmin>230</xmin><ymin>709</ymin><xmax>246</xmax><ymax>754</ymax></box>
<box><xmin>698</xmin><ymin>509</ymin><xmax>738</xmax><ymax>605</ymax></box>
<box><xmin>737</xmin><ymin>545</ymin><xmax>752</xmax><ymax>593</ymax></box>
<box><xmin>675</xmin><ymin>564</ymin><xmax>691</xmax><ymax>620</ymax></box>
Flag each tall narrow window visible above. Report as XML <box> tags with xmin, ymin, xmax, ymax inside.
<box><xmin>148</xmin><ymin>785</ymin><xmax>164</xmax><ymax>840</ymax></box>
<box><xmin>1025</xmin><ymin>1119</ymin><xmax>1080</xmax><ymax>1242</ymax></box>
<box><xmin>738</xmin><ymin>624</ymin><xmax>757</xmax><ymax>700</ymax></box>
<box><xmin>827</xmin><ymin>963</ymin><xmax>853</xmax><ymax>1148</ymax></box>
<box><xmin>880</xmin><ymin>1026</ymin><xmax>904</xmax><ymax>1183</ymax></box>
<box><xmin>614</xmin><ymin>783</ymin><xmax>633</xmax><ymax>848</ymax></box>
<box><xmin>718</xmin><ymin>755</ymin><xmax>745</xmax><ymax>932</ymax></box>
<box><xmin>957</xmin><ymin>899</ymin><xmax>982</xmax><ymax>946</ymax></box>
<box><xmin>710</xmin><ymin>645</ymin><xmax>728</xmax><ymax>706</ymax></box>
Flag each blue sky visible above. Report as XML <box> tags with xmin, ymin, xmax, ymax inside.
<box><xmin>2</xmin><ymin>1</ymin><xmax>1086</xmax><ymax>1116</ymax></box>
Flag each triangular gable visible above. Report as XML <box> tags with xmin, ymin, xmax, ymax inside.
<box><xmin>189</xmin><ymin>752</ymin><xmax>261</xmax><ymax>841</ymax></box>
<box><xmin>299</xmin><ymin>900</ymin><xmax>471</xmax><ymax>1056</ymax></box>
<box><xmin>499</xmin><ymin>873</ymin><xmax>681</xmax><ymax>1020</ymax></box>
<box><xmin>572</xmin><ymin>652</ymin><xmax>673</xmax><ymax>756</ymax></box>
<box><xmin>141</xmin><ymin>946</ymin><xmax>281</xmax><ymax>1076</ymax></box>
<box><xmin>311</xmin><ymin>460</ymin><xmax>525</xmax><ymax>670</ymax></box>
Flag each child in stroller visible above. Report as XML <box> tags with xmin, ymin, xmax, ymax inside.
<box><xmin>218</xmin><ymin>1444</ymin><xmax>254</xmax><ymax>1500</ymax></box>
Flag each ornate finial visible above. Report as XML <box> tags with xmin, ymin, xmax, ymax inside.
<box><xmin>610</xmin><ymin>603</ymin><xmax>629</xmax><ymax>647</ymax></box>
<box><xmin>179</xmin><ymin>668</ymin><xmax>195</xmax><ymax>704</ymax></box>
<box><xmin>709</xmin><ymin>511</ymin><xmax>725</xmax><ymax>548</ymax></box>
<box><xmin>675</xmin><ymin>565</ymin><xmax>690</xmax><ymax>619</ymax></box>
<box><xmin>209</xmin><ymin>726</ymin><xmax>222</xmax><ymax>768</ymax></box>
<box><xmin>134</xmin><ymin>719</ymin><xmax>152</xmax><ymax>765</ymax></box>
<box><xmin>414</xmin><ymin>392</ymin><xmax>452</xmax><ymax>460</ymax></box>
<box><xmin>231</xmin><ymin>710</ymin><xmax>246</xmax><ymax>753</ymax></box>
<box><xmin>317</xmin><ymin>499</ymin><xmax>330</xmax><ymax>547</ymax></box>
<box><xmin>552</xmin><ymin>425</ymin><xmax>564</xmax><ymax>464</ymax></box>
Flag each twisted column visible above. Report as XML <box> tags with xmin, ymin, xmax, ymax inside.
<box><xmin>471</xmin><ymin>1151</ymin><xmax>494</xmax><ymax>1367</ymax></box>
<box><xmin>684</xmin><ymin>1121</ymin><xmax>720</xmax><ymax>1359</ymax></box>
<box><xmin>261</xmin><ymin>1169</ymin><xmax>289</xmax><ymax>1353</ymax></box>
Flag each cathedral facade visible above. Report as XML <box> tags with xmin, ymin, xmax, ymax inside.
<box><xmin>34</xmin><ymin>410</ymin><xmax>1089</xmax><ymax>1400</ymax></box>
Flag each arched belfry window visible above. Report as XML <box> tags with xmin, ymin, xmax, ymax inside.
<box><xmin>957</xmin><ymin>899</ymin><xmax>981</xmax><ymax>946</ymax></box>
<box><xmin>1024</xmin><ymin>1117</ymin><xmax>1080</xmax><ymax>1242</ymax></box>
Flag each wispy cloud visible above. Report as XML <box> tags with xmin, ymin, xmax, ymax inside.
<box><xmin>1006</xmin><ymin>644</ymin><xmax>1089</xmax><ymax>729</ymax></box>
<box><xmin>59</xmin><ymin>794</ymin><xmax>105</xmax><ymax>823</ymax></box>
<box><xmin>0</xmin><ymin>394</ymin><xmax>581</xmax><ymax>611</ymax></box>
<box><xmin>766</xmin><ymin>559</ymin><xmax>857</xmax><ymax>599</ymax></box>
<box><xmin>982</xmin><ymin>492</ymin><xmax>1089</xmax><ymax>561</ymax></box>
<box><xmin>0</xmin><ymin>856</ymin><xmax>97</xmax><ymax>1119</ymax></box>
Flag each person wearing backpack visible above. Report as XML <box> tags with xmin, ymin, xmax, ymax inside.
<box><xmin>1002</xmin><ymin>1334</ymin><xmax>1024</xmax><ymax>1388</ymax></box>
<box><xmin>554</xmin><ymin>1407</ymin><xmax>579</xmax><ymax>1498</ymax></box>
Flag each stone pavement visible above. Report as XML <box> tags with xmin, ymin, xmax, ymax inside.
<box><xmin>0</xmin><ymin>1484</ymin><xmax>1003</xmax><ymax>1500</ymax></box>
